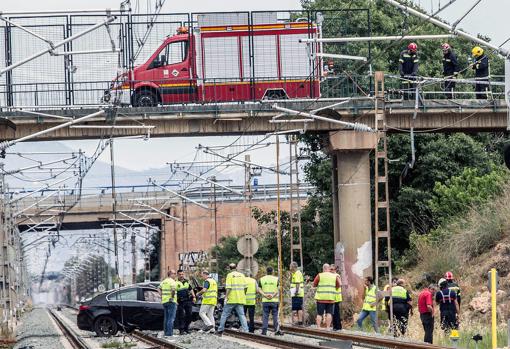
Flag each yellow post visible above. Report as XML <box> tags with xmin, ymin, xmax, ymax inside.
<box><xmin>491</xmin><ymin>268</ymin><xmax>497</xmax><ymax>349</ymax></box>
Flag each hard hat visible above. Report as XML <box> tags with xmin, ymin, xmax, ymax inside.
<box><xmin>450</xmin><ymin>329</ymin><xmax>460</xmax><ymax>340</ymax></box>
<box><xmin>438</xmin><ymin>278</ymin><xmax>447</xmax><ymax>287</ymax></box>
<box><xmin>408</xmin><ymin>42</ymin><xmax>418</xmax><ymax>52</ymax></box>
<box><xmin>445</xmin><ymin>271</ymin><xmax>454</xmax><ymax>280</ymax></box>
<box><xmin>441</xmin><ymin>43</ymin><xmax>451</xmax><ymax>51</ymax></box>
<box><xmin>472</xmin><ymin>46</ymin><xmax>484</xmax><ymax>57</ymax></box>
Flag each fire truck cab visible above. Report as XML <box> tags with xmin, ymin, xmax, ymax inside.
<box><xmin>115</xmin><ymin>13</ymin><xmax>321</xmax><ymax>106</ymax></box>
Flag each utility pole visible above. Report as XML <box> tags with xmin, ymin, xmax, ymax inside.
<box><xmin>131</xmin><ymin>229</ymin><xmax>136</xmax><ymax>284</ymax></box>
<box><xmin>244</xmin><ymin>155</ymin><xmax>253</xmax><ymax>235</ymax></box>
<box><xmin>275</xmin><ymin>136</ymin><xmax>284</xmax><ymax>321</ymax></box>
<box><xmin>288</xmin><ymin>135</ymin><xmax>304</xmax><ymax>269</ymax></box>
<box><xmin>109</xmin><ymin>139</ymin><xmax>120</xmax><ymax>282</ymax></box>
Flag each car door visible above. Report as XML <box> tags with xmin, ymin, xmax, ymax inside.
<box><xmin>140</xmin><ymin>288</ymin><xmax>164</xmax><ymax>330</ymax></box>
<box><xmin>106</xmin><ymin>287</ymin><xmax>140</xmax><ymax>328</ymax></box>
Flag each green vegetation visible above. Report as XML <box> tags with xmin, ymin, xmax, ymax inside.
<box><xmin>101</xmin><ymin>341</ymin><xmax>136</xmax><ymax>348</ymax></box>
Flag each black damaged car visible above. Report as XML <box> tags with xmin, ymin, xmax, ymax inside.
<box><xmin>77</xmin><ymin>281</ymin><xmax>235</xmax><ymax>336</ymax></box>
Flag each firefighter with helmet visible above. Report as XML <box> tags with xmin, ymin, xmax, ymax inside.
<box><xmin>444</xmin><ymin>271</ymin><xmax>461</xmax><ymax>305</ymax></box>
<box><xmin>471</xmin><ymin>46</ymin><xmax>491</xmax><ymax>99</ymax></box>
<box><xmin>435</xmin><ymin>278</ymin><xmax>459</xmax><ymax>334</ymax></box>
<box><xmin>441</xmin><ymin>43</ymin><xmax>459</xmax><ymax>99</ymax></box>
<box><xmin>399</xmin><ymin>43</ymin><xmax>419</xmax><ymax>99</ymax></box>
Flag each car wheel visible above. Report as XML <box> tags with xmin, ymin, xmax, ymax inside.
<box><xmin>94</xmin><ymin>315</ymin><xmax>118</xmax><ymax>337</ymax></box>
<box><xmin>134</xmin><ymin>89</ymin><xmax>157</xmax><ymax>107</ymax></box>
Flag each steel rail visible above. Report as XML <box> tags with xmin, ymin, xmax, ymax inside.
<box><xmin>47</xmin><ymin>308</ymin><xmax>90</xmax><ymax>349</ymax></box>
<box><xmin>224</xmin><ymin>329</ymin><xmax>323</xmax><ymax>349</ymax></box>
<box><xmin>274</xmin><ymin>324</ymin><xmax>451</xmax><ymax>349</ymax></box>
<box><xmin>131</xmin><ymin>329</ymin><xmax>186</xmax><ymax>348</ymax></box>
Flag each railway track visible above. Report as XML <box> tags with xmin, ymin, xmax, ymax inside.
<box><xmin>131</xmin><ymin>330</ymin><xmax>186</xmax><ymax>348</ymax></box>
<box><xmin>224</xmin><ymin>328</ymin><xmax>323</xmax><ymax>349</ymax></box>
<box><xmin>47</xmin><ymin>308</ymin><xmax>91</xmax><ymax>349</ymax></box>
<box><xmin>273</xmin><ymin>323</ymin><xmax>451</xmax><ymax>349</ymax></box>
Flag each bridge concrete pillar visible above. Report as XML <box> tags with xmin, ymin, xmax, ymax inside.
<box><xmin>329</xmin><ymin>131</ymin><xmax>376</xmax><ymax>301</ymax></box>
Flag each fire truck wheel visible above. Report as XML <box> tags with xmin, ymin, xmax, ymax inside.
<box><xmin>134</xmin><ymin>89</ymin><xmax>158</xmax><ymax>107</ymax></box>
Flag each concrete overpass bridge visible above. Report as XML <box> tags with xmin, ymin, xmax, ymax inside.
<box><xmin>0</xmin><ymin>99</ymin><xmax>508</xmax><ymax>141</ymax></box>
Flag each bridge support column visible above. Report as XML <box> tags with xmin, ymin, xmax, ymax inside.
<box><xmin>329</xmin><ymin>131</ymin><xmax>376</xmax><ymax>300</ymax></box>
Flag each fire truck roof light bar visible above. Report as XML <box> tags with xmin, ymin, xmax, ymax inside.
<box><xmin>316</xmin><ymin>52</ymin><xmax>367</xmax><ymax>61</ymax></box>
<box><xmin>382</xmin><ymin>0</ymin><xmax>510</xmax><ymax>58</ymax></box>
<box><xmin>0</xmin><ymin>110</ymin><xmax>106</xmax><ymax>151</ymax></box>
<box><xmin>272</xmin><ymin>104</ymin><xmax>375</xmax><ymax>133</ymax></box>
<box><xmin>301</xmin><ymin>34</ymin><xmax>455</xmax><ymax>44</ymax></box>
<box><xmin>0</xmin><ymin>16</ymin><xmax>116</xmax><ymax>76</ymax></box>
<box><xmin>50</xmin><ymin>49</ymin><xmax>121</xmax><ymax>56</ymax></box>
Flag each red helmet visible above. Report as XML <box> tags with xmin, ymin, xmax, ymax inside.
<box><xmin>408</xmin><ymin>42</ymin><xmax>418</xmax><ymax>52</ymax></box>
<box><xmin>441</xmin><ymin>43</ymin><xmax>451</xmax><ymax>50</ymax></box>
<box><xmin>444</xmin><ymin>271</ymin><xmax>454</xmax><ymax>280</ymax></box>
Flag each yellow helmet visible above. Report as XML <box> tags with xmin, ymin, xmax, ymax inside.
<box><xmin>472</xmin><ymin>46</ymin><xmax>484</xmax><ymax>57</ymax></box>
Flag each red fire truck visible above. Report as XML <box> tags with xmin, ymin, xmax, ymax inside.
<box><xmin>111</xmin><ymin>13</ymin><xmax>321</xmax><ymax>106</ymax></box>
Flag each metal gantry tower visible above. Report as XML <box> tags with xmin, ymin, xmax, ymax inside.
<box><xmin>374</xmin><ymin>72</ymin><xmax>393</xmax><ymax>287</ymax></box>
<box><xmin>288</xmin><ymin>135</ymin><xmax>304</xmax><ymax>269</ymax></box>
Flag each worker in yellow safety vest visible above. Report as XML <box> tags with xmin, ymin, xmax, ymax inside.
<box><xmin>244</xmin><ymin>271</ymin><xmax>258</xmax><ymax>333</ymax></box>
<box><xmin>259</xmin><ymin>267</ymin><xmax>283</xmax><ymax>336</ymax></box>
<box><xmin>313</xmin><ymin>264</ymin><xmax>340</xmax><ymax>328</ymax></box>
<box><xmin>158</xmin><ymin>270</ymin><xmax>177</xmax><ymax>338</ymax></box>
<box><xmin>216</xmin><ymin>263</ymin><xmax>249</xmax><ymax>335</ymax></box>
<box><xmin>196</xmin><ymin>270</ymin><xmax>217</xmax><ymax>333</ymax></box>
<box><xmin>290</xmin><ymin>261</ymin><xmax>304</xmax><ymax>325</ymax></box>
<box><xmin>386</xmin><ymin>279</ymin><xmax>412</xmax><ymax>337</ymax></box>
<box><xmin>357</xmin><ymin>276</ymin><xmax>380</xmax><ymax>333</ymax></box>
<box><xmin>329</xmin><ymin>264</ymin><xmax>343</xmax><ymax>330</ymax></box>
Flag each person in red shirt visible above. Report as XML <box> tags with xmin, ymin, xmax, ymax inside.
<box><xmin>418</xmin><ymin>284</ymin><xmax>436</xmax><ymax>344</ymax></box>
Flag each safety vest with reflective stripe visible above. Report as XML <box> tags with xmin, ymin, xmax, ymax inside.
<box><xmin>245</xmin><ymin>277</ymin><xmax>257</xmax><ymax>306</ymax></box>
<box><xmin>314</xmin><ymin>272</ymin><xmax>337</xmax><ymax>301</ymax></box>
<box><xmin>260</xmin><ymin>275</ymin><xmax>279</xmax><ymax>303</ymax></box>
<box><xmin>202</xmin><ymin>278</ymin><xmax>217</xmax><ymax>306</ymax></box>
<box><xmin>291</xmin><ymin>270</ymin><xmax>304</xmax><ymax>298</ymax></box>
<box><xmin>160</xmin><ymin>277</ymin><xmax>177</xmax><ymax>304</ymax></box>
<box><xmin>226</xmin><ymin>271</ymin><xmax>246</xmax><ymax>304</ymax></box>
<box><xmin>392</xmin><ymin>285</ymin><xmax>408</xmax><ymax>299</ymax></box>
<box><xmin>362</xmin><ymin>285</ymin><xmax>378</xmax><ymax>311</ymax></box>
<box><xmin>333</xmin><ymin>273</ymin><xmax>342</xmax><ymax>302</ymax></box>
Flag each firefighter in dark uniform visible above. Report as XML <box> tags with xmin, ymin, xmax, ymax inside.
<box><xmin>471</xmin><ymin>46</ymin><xmax>491</xmax><ymax>99</ymax></box>
<box><xmin>441</xmin><ymin>43</ymin><xmax>459</xmax><ymax>99</ymax></box>
<box><xmin>386</xmin><ymin>279</ymin><xmax>413</xmax><ymax>337</ymax></box>
<box><xmin>176</xmin><ymin>269</ymin><xmax>196</xmax><ymax>335</ymax></box>
<box><xmin>435</xmin><ymin>278</ymin><xmax>459</xmax><ymax>334</ymax></box>
<box><xmin>399</xmin><ymin>43</ymin><xmax>419</xmax><ymax>100</ymax></box>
